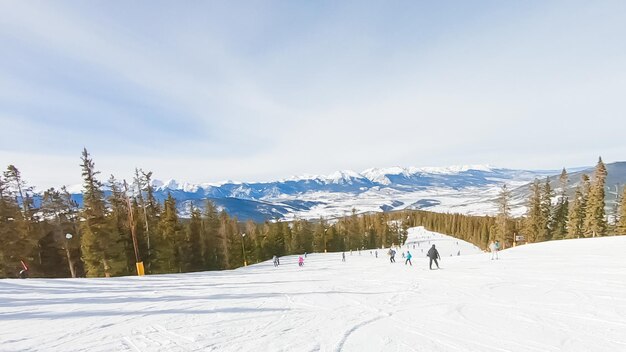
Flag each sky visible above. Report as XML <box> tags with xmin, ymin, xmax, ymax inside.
<box><xmin>1</xmin><ymin>1</ymin><xmax>625</xmax><ymax>189</ymax></box>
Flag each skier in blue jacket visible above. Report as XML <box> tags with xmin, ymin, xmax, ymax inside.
<box><xmin>405</xmin><ymin>251</ymin><xmax>413</xmax><ymax>266</ymax></box>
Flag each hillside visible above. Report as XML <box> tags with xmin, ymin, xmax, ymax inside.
<box><xmin>2</xmin><ymin>228</ymin><xmax>625</xmax><ymax>351</ymax></box>
<box><xmin>510</xmin><ymin>161</ymin><xmax>626</xmax><ymax>210</ymax></box>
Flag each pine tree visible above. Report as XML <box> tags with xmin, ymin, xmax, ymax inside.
<box><xmin>312</xmin><ymin>217</ymin><xmax>328</xmax><ymax>252</ymax></box>
<box><xmin>2</xmin><ymin>165</ymin><xmax>39</xmax><ymax>275</ymax></box>
<box><xmin>583</xmin><ymin>157</ymin><xmax>608</xmax><ymax>237</ymax></box>
<box><xmin>539</xmin><ymin>177</ymin><xmax>554</xmax><ymax>242</ymax></box>
<box><xmin>3</xmin><ymin>165</ymin><xmax>33</xmax><ymax>216</ymax></box>
<box><xmin>202</xmin><ymin>200</ymin><xmax>220</xmax><ymax>270</ymax></box>
<box><xmin>0</xmin><ymin>173</ymin><xmax>31</xmax><ymax>277</ymax></box>
<box><xmin>524</xmin><ymin>179</ymin><xmax>543</xmax><ymax>243</ymax></box>
<box><xmin>218</xmin><ymin>210</ymin><xmax>233</xmax><ymax>269</ymax></box>
<box><xmin>184</xmin><ymin>205</ymin><xmax>204</xmax><ymax>271</ymax></box>
<box><xmin>290</xmin><ymin>219</ymin><xmax>305</xmax><ymax>254</ymax></box>
<box><xmin>567</xmin><ymin>183</ymin><xmax>585</xmax><ymax>239</ymax></box>
<box><xmin>154</xmin><ymin>193</ymin><xmax>183</xmax><ymax>273</ymax></box>
<box><xmin>552</xmin><ymin>169</ymin><xmax>569</xmax><ymax>240</ymax></box>
<box><xmin>617</xmin><ymin>187</ymin><xmax>626</xmax><ymax>235</ymax></box>
<box><xmin>107</xmin><ymin>176</ymin><xmax>134</xmax><ymax>275</ymax></box>
<box><xmin>139</xmin><ymin>170</ymin><xmax>161</xmax><ymax>272</ymax></box>
<box><xmin>494</xmin><ymin>184</ymin><xmax>512</xmax><ymax>246</ymax></box>
<box><xmin>226</xmin><ymin>216</ymin><xmax>244</xmax><ymax>269</ymax></box>
<box><xmin>40</xmin><ymin>187</ymin><xmax>82</xmax><ymax>277</ymax></box>
<box><xmin>79</xmin><ymin>149</ymin><xmax>125</xmax><ymax>277</ymax></box>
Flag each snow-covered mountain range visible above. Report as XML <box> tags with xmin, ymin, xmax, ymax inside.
<box><xmin>142</xmin><ymin>165</ymin><xmax>560</xmax><ymax>221</ymax></box>
<box><xmin>66</xmin><ymin>162</ymin><xmax>626</xmax><ymax>222</ymax></box>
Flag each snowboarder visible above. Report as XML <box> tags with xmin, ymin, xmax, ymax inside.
<box><xmin>489</xmin><ymin>241</ymin><xmax>499</xmax><ymax>260</ymax></box>
<box><xmin>342</xmin><ymin>252</ymin><xmax>346</xmax><ymax>262</ymax></box>
<box><xmin>427</xmin><ymin>244</ymin><xmax>440</xmax><ymax>270</ymax></box>
<box><xmin>298</xmin><ymin>256</ymin><xmax>304</xmax><ymax>267</ymax></box>
<box><xmin>389</xmin><ymin>249</ymin><xmax>396</xmax><ymax>263</ymax></box>
<box><xmin>405</xmin><ymin>251</ymin><xmax>412</xmax><ymax>266</ymax></box>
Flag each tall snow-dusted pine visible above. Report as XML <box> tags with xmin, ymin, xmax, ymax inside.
<box><xmin>0</xmin><ymin>173</ymin><xmax>32</xmax><ymax>277</ymax></box>
<box><xmin>494</xmin><ymin>184</ymin><xmax>512</xmax><ymax>246</ymax></box>
<box><xmin>202</xmin><ymin>200</ymin><xmax>220</xmax><ymax>270</ymax></box>
<box><xmin>184</xmin><ymin>205</ymin><xmax>204</xmax><ymax>272</ymax></box>
<box><xmin>539</xmin><ymin>177</ymin><xmax>554</xmax><ymax>241</ymax></box>
<box><xmin>154</xmin><ymin>193</ymin><xmax>183</xmax><ymax>273</ymax></box>
<box><xmin>79</xmin><ymin>149</ymin><xmax>125</xmax><ymax>277</ymax></box>
<box><xmin>617</xmin><ymin>187</ymin><xmax>626</xmax><ymax>235</ymax></box>
<box><xmin>567</xmin><ymin>174</ymin><xmax>589</xmax><ymax>238</ymax></box>
<box><xmin>552</xmin><ymin>169</ymin><xmax>569</xmax><ymax>240</ymax></box>
<box><xmin>583</xmin><ymin>158</ymin><xmax>608</xmax><ymax>237</ymax></box>
<box><xmin>524</xmin><ymin>179</ymin><xmax>543</xmax><ymax>243</ymax></box>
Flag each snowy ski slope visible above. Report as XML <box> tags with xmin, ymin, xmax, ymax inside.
<box><xmin>1</xmin><ymin>227</ymin><xmax>625</xmax><ymax>351</ymax></box>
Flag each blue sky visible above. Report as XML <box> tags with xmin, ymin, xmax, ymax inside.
<box><xmin>1</xmin><ymin>1</ymin><xmax>625</xmax><ymax>188</ymax></box>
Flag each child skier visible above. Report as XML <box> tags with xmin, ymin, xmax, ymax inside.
<box><xmin>405</xmin><ymin>251</ymin><xmax>412</xmax><ymax>266</ymax></box>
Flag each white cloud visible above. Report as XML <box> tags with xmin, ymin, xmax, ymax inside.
<box><xmin>1</xmin><ymin>1</ymin><xmax>625</xmax><ymax>188</ymax></box>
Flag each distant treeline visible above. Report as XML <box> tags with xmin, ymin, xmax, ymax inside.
<box><xmin>1</xmin><ymin>151</ymin><xmax>624</xmax><ymax>278</ymax></box>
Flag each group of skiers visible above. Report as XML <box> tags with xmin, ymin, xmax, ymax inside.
<box><xmin>272</xmin><ymin>239</ymin><xmax>498</xmax><ymax>270</ymax></box>
<box><xmin>386</xmin><ymin>245</ymin><xmax>440</xmax><ymax>269</ymax></box>
<box><xmin>272</xmin><ymin>254</ymin><xmax>305</xmax><ymax>267</ymax></box>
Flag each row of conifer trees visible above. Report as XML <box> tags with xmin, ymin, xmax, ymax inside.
<box><xmin>518</xmin><ymin>158</ymin><xmax>625</xmax><ymax>245</ymax></box>
<box><xmin>1</xmin><ymin>151</ymin><xmax>624</xmax><ymax>278</ymax></box>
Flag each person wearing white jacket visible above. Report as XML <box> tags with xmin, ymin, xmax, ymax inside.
<box><xmin>489</xmin><ymin>241</ymin><xmax>499</xmax><ymax>260</ymax></box>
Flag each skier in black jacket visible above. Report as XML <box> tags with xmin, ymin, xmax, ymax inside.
<box><xmin>427</xmin><ymin>244</ymin><xmax>440</xmax><ymax>270</ymax></box>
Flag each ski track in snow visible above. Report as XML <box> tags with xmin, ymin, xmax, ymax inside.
<box><xmin>1</xmin><ymin>227</ymin><xmax>626</xmax><ymax>352</ymax></box>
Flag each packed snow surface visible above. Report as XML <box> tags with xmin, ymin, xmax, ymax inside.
<box><xmin>2</xmin><ymin>228</ymin><xmax>626</xmax><ymax>351</ymax></box>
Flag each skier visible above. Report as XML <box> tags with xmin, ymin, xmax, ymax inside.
<box><xmin>457</xmin><ymin>250</ymin><xmax>460</xmax><ymax>256</ymax></box>
<box><xmin>18</xmin><ymin>260</ymin><xmax>29</xmax><ymax>279</ymax></box>
<box><xmin>405</xmin><ymin>251</ymin><xmax>412</xmax><ymax>266</ymax></box>
<box><xmin>298</xmin><ymin>256</ymin><xmax>304</xmax><ymax>267</ymax></box>
<box><xmin>427</xmin><ymin>244</ymin><xmax>440</xmax><ymax>270</ymax></box>
<box><xmin>342</xmin><ymin>252</ymin><xmax>346</xmax><ymax>262</ymax></box>
<box><xmin>375</xmin><ymin>250</ymin><xmax>378</xmax><ymax>258</ymax></box>
<box><xmin>402</xmin><ymin>252</ymin><xmax>405</xmax><ymax>259</ymax></box>
<box><xmin>389</xmin><ymin>249</ymin><xmax>396</xmax><ymax>263</ymax></box>
<box><xmin>489</xmin><ymin>241</ymin><xmax>498</xmax><ymax>260</ymax></box>
<box><xmin>304</xmin><ymin>252</ymin><xmax>307</xmax><ymax>258</ymax></box>
<box><xmin>273</xmin><ymin>255</ymin><xmax>278</xmax><ymax>267</ymax></box>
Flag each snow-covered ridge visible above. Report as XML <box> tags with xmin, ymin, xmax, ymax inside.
<box><xmin>61</xmin><ymin>163</ymin><xmax>581</xmax><ymax>222</ymax></box>
<box><xmin>152</xmin><ymin>164</ymin><xmax>501</xmax><ymax>191</ymax></box>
